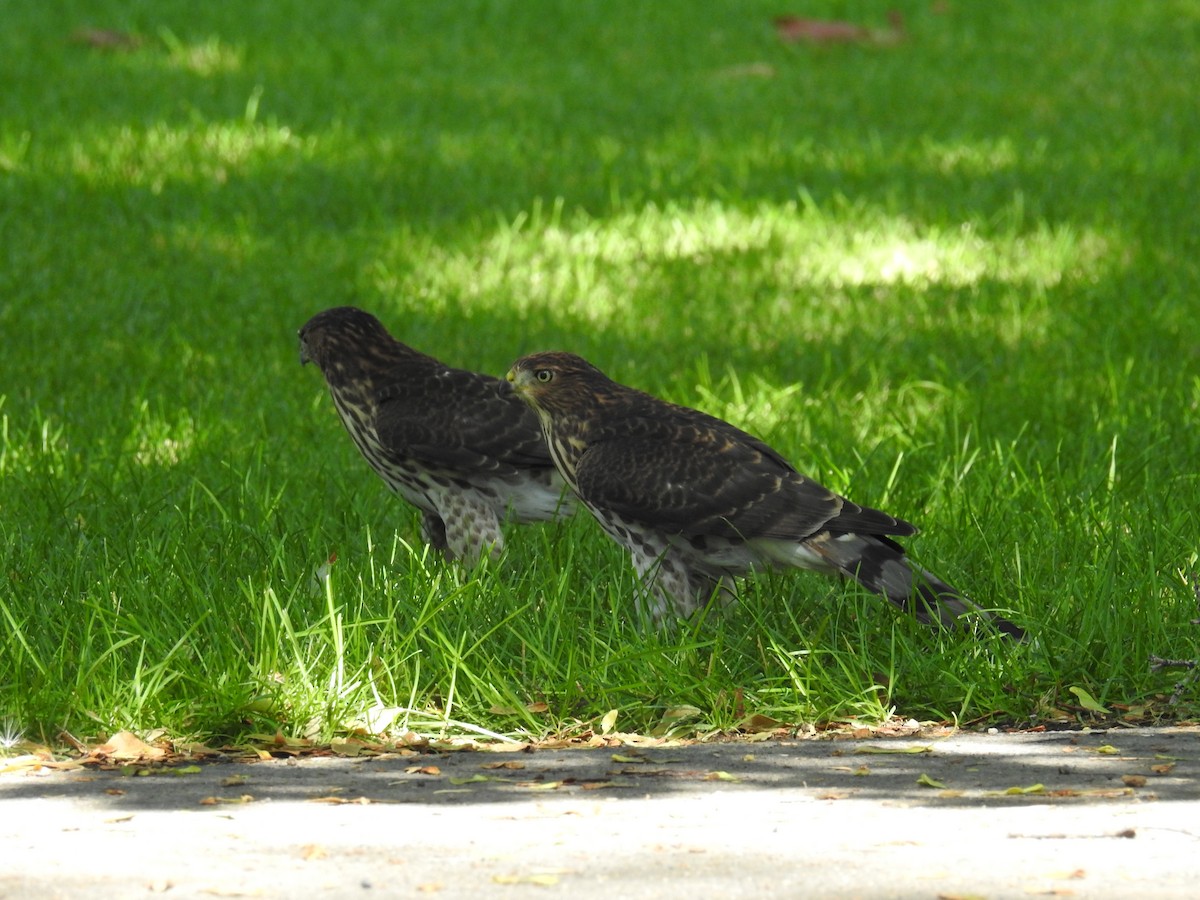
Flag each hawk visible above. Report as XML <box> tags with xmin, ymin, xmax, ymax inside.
<box><xmin>299</xmin><ymin>307</ymin><xmax>573</xmax><ymax>561</ymax></box>
<box><xmin>507</xmin><ymin>351</ymin><xmax>1024</xmax><ymax>639</ymax></box>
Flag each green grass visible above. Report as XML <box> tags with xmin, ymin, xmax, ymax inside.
<box><xmin>2</xmin><ymin>1</ymin><xmax>1199</xmax><ymax>747</ymax></box>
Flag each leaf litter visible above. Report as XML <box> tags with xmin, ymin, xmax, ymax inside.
<box><xmin>5</xmin><ymin>714</ymin><xmax>1192</xmax><ymax>816</ymax></box>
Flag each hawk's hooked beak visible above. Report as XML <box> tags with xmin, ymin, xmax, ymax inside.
<box><xmin>506</xmin><ymin>368</ymin><xmax>536</xmax><ymax>401</ymax></box>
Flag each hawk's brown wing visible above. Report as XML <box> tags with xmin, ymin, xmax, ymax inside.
<box><xmin>374</xmin><ymin>370</ymin><xmax>554</xmax><ymax>475</ymax></box>
<box><xmin>573</xmin><ymin>415</ymin><xmax>914</xmax><ymax>542</ymax></box>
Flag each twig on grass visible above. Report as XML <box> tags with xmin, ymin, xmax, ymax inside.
<box><xmin>1149</xmin><ymin>572</ymin><xmax>1200</xmax><ymax>705</ymax></box>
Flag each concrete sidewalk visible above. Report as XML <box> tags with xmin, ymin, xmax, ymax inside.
<box><xmin>3</xmin><ymin>726</ymin><xmax>1199</xmax><ymax>898</ymax></box>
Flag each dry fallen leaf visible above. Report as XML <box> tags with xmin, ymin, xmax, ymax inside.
<box><xmin>774</xmin><ymin>16</ymin><xmax>868</xmax><ymax>43</ymax></box>
<box><xmin>917</xmin><ymin>773</ymin><xmax>947</xmax><ymax>789</ymax></box>
<box><xmin>1121</xmin><ymin>774</ymin><xmax>1147</xmax><ymax>788</ymax></box>
<box><xmin>1042</xmin><ymin>787</ymin><xmax>1134</xmax><ymax>799</ymax></box>
<box><xmin>405</xmin><ymin>765</ymin><xmax>442</xmax><ymax>776</ymax></box>
<box><xmin>174</xmin><ymin>742</ymin><xmax>224</xmax><ymax>758</ymax></box>
<box><xmin>741</xmin><ymin>730</ymin><xmax>778</xmax><ymax>743</ymax></box>
<box><xmin>816</xmin><ymin>790</ymin><xmax>851</xmax><ymax>801</ymax></box>
<box><xmin>736</xmin><ymin>713</ymin><xmax>785</xmax><ymax>733</ymax></box>
<box><xmin>0</xmin><ymin>754</ymin><xmax>76</xmax><ymax>775</ymax></box>
<box><xmin>69</xmin><ymin>28</ymin><xmax>143</xmax><ymax>51</ymax></box>
<box><xmin>199</xmin><ymin>887</ymin><xmax>267</xmax><ymax>897</ymax></box>
<box><xmin>476</xmin><ymin>741</ymin><xmax>531</xmax><ymax>753</ymax></box>
<box><xmin>92</xmin><ymin>731</ymin><xmax>166</xmax><ymax>763</ymax></box>
<box><xmin>1045</xmin><ymin>869</ymin><xmax>1088</xmax><ymax>880</ymax></box>
<box><xmin>199</xmin><ymin>794</ymin><xmax>255</xmax><ymax>805</ymax></box>
<box><xmin>704</xmin><ymin>771</ymin><xmax>741</xmax><ymax>783</ymax></box>
<box><xmin>773</xmin><ymin>12</ymin><xmax>905</xmax><ymax>46</ymax></box>
<box><xmin>331</xmin><ymin>738</ymin><xmax>377</xmax><ymax>757</ymax></box>
<box><xmin>492</xmin><ymin>873</ymin><xmax>560</xmax><ymax>887</ymax></box>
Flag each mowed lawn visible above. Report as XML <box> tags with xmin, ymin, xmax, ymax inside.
<box><xmin>1</xmin><ymin>1</ymin><xmax>1198</xmax><ymax>747</ymax></box>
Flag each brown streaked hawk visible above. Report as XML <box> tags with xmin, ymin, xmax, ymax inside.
<box><xmin>507</xmin><ymin>351</ymin><xmax>1023</xmax><ymax>639</ymax></box>
<box><xmin>299</xmin><ymin>307</ymin><xmax>573</xmax><ymax>561</ymax></box>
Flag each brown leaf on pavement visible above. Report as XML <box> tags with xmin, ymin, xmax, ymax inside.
<box><xmin>405</xmin><ymin>765</ymin><xmax>442</xmax><ymax>776</ymax></box>
<box><xmin>91</xmin><ymin>731</ymin><xmax>167</xmax><ymax>763</ymax></box>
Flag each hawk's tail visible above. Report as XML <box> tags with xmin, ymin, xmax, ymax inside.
<box><xmin>809</xmin><ymin>531</ymin><xmax>1026</xmax><ymax>640</ymax></box>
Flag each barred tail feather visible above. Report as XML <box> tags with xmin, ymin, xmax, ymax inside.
<box><xmin>906</xmin><ymin>565</ymin><xmax>1026</xmax><ymax>641</ymax></box>
<box><xmin>807</xmin><ymin>531</ymin><xmax>1025</xmax><ymax>640</ymax></box>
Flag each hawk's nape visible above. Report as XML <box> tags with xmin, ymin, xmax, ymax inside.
<box><xmin>507</xmin><ymin>351</ymin><xmax>1025</xmax><ymax>641</ymax></box>
<box><xmin>299</xmin><ymin>307</ymin><xmax>573</xmax><ymax>561</ymax></box>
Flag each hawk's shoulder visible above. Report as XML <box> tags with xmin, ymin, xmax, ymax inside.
<box><xmin>375</xmin><ymin>363</ymin><xmax>553</xmax><ymax>473</ymax></box>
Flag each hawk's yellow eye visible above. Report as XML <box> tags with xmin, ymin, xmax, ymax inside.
<box><xmin>535</xmin><ymin>369</ymin><xmax>554</xmax><ymax>383</ymax></box>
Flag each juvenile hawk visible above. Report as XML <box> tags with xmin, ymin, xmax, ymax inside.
<box><xmin>507</xmin><ymin>351</ymin><xmax>1023</xmax><ymax>639</ymax></box>
<box><xmin>299</xmin><ymin>307</ymin><xmax>572</xmax><ymax>560</ymax></box>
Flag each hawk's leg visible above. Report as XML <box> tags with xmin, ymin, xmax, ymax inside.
<box><xmin>419</xmin><ymin>511</ymin><xmax>450</xmax><ymax>555</ymax></box>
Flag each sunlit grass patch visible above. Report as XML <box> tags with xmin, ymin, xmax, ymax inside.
<box><xmin>369</xmin><ymin>198</ymin><xmax>1118</xmax><ymax>340</ymax></box>
<box><xmin>125</xmin><ymin>402</ymin><xmax>196</xmax><ymax>468</ymax></box>
<box><xmin>64</xmin><ymin>120</ymin><xmax>308</xmax><ymax>189</ymax></box>
<box><xmin>156</xmin><ymin>29</ymin><xmax>246</xmax><ymax>76</ymax></box>
<box><xmin>916</xmin><ymin>135</ymin><xmax>1028</xmax><ymax>177</ymax></box>
<box><xmin>0</xmin><ymin>403</ymin><xmax>73</xmax><ymax>480</ymax></box>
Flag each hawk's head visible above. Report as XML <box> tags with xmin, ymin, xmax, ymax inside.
<box><xmin>298</xmin><ymin>306</ymin><xmax>394</xmax><ymax>369</ymax></box>
<box><xmin>507</xmin><ymin>352</ymin><xmax>613</xmax><ymax>422</ymax></box>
